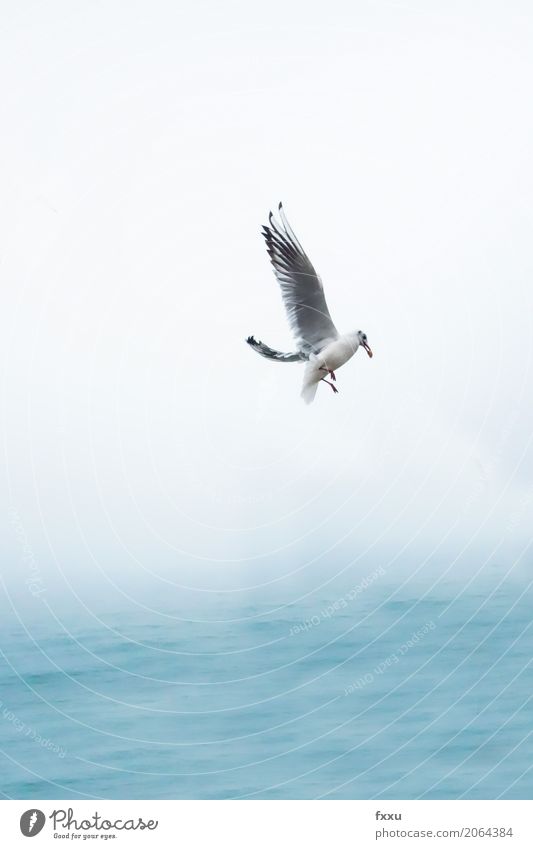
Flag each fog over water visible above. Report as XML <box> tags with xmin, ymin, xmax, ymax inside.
<box><xmin>1</xmin><ymin>1</ymin><xmax>533</xmax><ymax>610</ymax></box>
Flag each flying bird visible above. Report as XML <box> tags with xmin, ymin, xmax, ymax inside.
<box><xmin>246</xmin><ymin>203</ymin><xmax>373</xmax><ymax>403</ymax></box>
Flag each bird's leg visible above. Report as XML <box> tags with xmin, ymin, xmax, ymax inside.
<box><xmin>318</xmin><ymin>366</ymin><xmax>338</xmax><ymax>394</ymax></box>
<box><xmin>320</xmin><ymin>377</ymin><xmax>339</xmax><ymax>394</ymax></box>
<box><xmin>319</xmin><ymin>366</ymin><xmax>337</xmax><ymax>383</ymax></box>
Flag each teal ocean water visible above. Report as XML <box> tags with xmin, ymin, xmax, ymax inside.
<box><xmin>1</xmin><ymin>578</ymin><xmax>532</xmax><ymax>799</ymax></box>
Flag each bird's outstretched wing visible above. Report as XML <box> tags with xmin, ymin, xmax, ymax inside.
<box><xmin>262</xmin><ymin>203</ymin><xmax>338</xmax><ymax>352</ymax></box>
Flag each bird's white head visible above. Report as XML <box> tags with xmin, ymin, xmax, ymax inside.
<box><xmin>353</xmin><ymin>329</ymin><xmax>373</xmax><ymax>357</ymax></box>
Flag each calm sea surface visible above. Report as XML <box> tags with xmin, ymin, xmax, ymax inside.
<box><xmin>1</xmin><ymin>579</ymin><xmax>531</xmax><ymax>799</ymax></box>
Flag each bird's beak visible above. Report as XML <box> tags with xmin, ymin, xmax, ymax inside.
<box><xmin>362</xmin><ymin>341</ymin><xmax>373</xmax><ymax>358</ymax></box>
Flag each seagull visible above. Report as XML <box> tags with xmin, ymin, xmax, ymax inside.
<box><xmin>246</xmin><ymin>203</ymin><xmax>373</xmax><ymax>404</ymax></box>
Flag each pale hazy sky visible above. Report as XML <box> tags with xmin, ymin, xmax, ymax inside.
<box><xmin>1</xmin><ymin>0</ymin><xmax>532</xmax><ymax>609</ymax></box>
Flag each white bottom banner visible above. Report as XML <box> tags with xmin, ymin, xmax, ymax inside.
<box><xmin>0</xmin><ymin>800</ymin><xmax>531</xmax><ymax>848</ymax></box>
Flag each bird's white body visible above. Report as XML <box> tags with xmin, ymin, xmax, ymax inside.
<box><xmin>301</xmin><ymin>333</ymin><xmax>360</xmax><ymax>404</ymax></box>
<box><xmin>317</xmin><ymin>333</ymin><xmax>360</xmax><ymax>371</ymax></box>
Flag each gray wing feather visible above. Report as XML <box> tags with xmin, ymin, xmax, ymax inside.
<box><xmin>246</xmin><ymin>336</ymin><xmax>307</xmax><ymax>362</ymax></box>
<box><xmin>262</xmin><ymin>203</ymin><xmax>338</xmax><ymax>352</ymax></box>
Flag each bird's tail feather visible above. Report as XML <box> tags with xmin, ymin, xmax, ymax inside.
<box><xmin>300</xmin><ymin>361</ymin><xmax>320</xmax><ymax>405</ymax></box>
<box><xmin>246</xmin><ymin>336</ymin><xmax>304</xmax><ymax>363</ymax></box>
